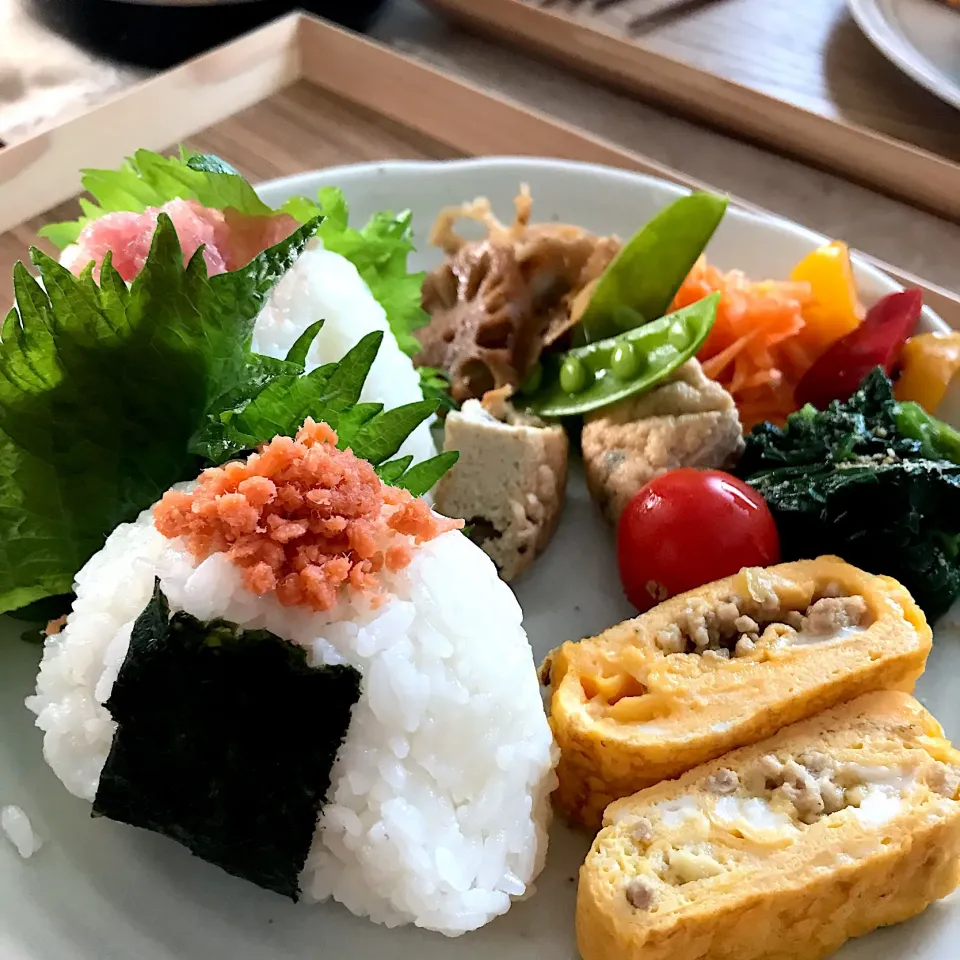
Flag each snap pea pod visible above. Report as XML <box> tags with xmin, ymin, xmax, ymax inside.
<box><xmin>519</xmin><ymin>293</ymin><xmax>719</xmax><ymax>418</ymax></box>
<box><xmin>578</xmin><ymin>192</ymin><xmax>728</xmax><ymax>344</ymax></box>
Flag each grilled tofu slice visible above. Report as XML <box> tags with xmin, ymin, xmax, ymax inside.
<box><xmin>433</xmin><ymin>395</ymin><xmax>567</xmax><ymax>581</ymax></box>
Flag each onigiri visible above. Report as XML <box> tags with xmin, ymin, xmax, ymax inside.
<box><xmin>251</xmin><ymin>241</ymin><xmax>437</xmax><ymax>466</ymax></box>
<box><xmin>61</xmin><ymin>209</ymin><xmax>436</xmax><ymax>468</ymax></box>
<box><xmin>27</xmin><ymin>420</ymin><xmax>557</xmax><ymax>936</ymax></box>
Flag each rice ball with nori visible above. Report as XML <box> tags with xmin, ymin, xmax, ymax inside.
<box><xmin>26</xmin><ymin>420</ymin><xmax>557</xmax><ymax>936</ymax></box>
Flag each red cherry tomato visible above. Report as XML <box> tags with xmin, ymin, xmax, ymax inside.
<box><xmin>617</xmin><ymin>469</ymin><xmax>781</xmax><ymax>613</ymax></box>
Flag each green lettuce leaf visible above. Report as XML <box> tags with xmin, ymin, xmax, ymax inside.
<box><xmin>41</xmin><ymin>153</ymin><xmax>432</xmax><ymax>369</ymax></box>
<box><xmin>0</xmin><ymin>213</ymin><xmax>454</xmax><ymax>618</ymax></box>
<box><xmin>283</xmin><ymin>187</ymin><xmax>430</xmax><ymax>360</ymax></box>
<box><xmin>39</xmin><ymin>149</ymin><xmax>273</xmax><ymax>249</ymax></box>
<box><xmin>417</xmin><ymin>366</ymin><xmax>456</xmax><ymax>412</ymax></box>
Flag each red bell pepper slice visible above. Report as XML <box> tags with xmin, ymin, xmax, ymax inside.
<box><xmin>795</xmin><ymin>289</ymin><xmax>923</xmax><ymax>410</ymax></box>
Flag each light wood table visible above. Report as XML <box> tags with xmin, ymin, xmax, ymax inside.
<box><xmin>439</xmin><ymin>0</ymin><xmax>960</xmax><ymax>164</ymax></box>
<box><xmin>423</xmin><ymin>0</ymin><xmax>960</xmax><ymax>220</ymax></box>
<box><xmin>371</xmin><ymin>0</ymin><xmax>960</xmax><ymax>293</ymax></box>
<box><xmin>0</xmin><ymin>0</ymin><xmax>956</xmax><ymax>293</ymax></box>
<box><xmin>622</xmin><ymin>0</ymin><xmax>960</xmax><ymax>163</ymax></box>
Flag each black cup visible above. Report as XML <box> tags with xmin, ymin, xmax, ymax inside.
<box><xmin>29</xmin><ymin>0</ymin><xmax>390</xmax><ymax>70</ymax></box>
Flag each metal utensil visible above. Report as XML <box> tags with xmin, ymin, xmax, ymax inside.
<box><xmin>537</xmin><ymin>0</ymin><xmax>631</xmax><ymax>9</ymax></box>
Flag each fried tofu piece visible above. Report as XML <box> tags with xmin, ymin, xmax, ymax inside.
<box><xmin>433</xmin><ymin>394</ymin><xmax>568</xmax><ymax>581</ymax></box>
<box><xmin>581</xmin><ymin>359</ymin><xmax>744</xmax><ymax>524</ymax></box>
<box><xmin>542</xmin><ymin>557</ymin><xmax>932</xmax><ymax>829</ymax></box>
<box><xmin>578</xmin><ymin>691</ymin><xmax>960</xmax><ymax>960</ymax></box>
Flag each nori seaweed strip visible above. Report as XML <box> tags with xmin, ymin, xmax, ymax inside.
<box><xmin>94</xmin><ymin>581</ymin><xmax>361</xmax><ymax>900</ymax></box>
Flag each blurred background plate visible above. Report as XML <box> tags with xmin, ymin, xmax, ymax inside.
<box><xmin>849</xmin><ymin>0</ymin><xmax>960</xmax><ymax>111</ymax></box>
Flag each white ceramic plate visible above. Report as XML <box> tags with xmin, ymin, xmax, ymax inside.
<box><xmin>1</xmin><ymin>157</ymin><xmax>957</xmax><ymax>960</ymax></box>
<box><xmin>849</xmin><ymin>0</ymin><xmax>960</xmax><ymax>111</ymax></box>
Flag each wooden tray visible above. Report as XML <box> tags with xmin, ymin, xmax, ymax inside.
<box><xmin>0</xmin><ymin>11</ymin><xmax>957</xmax><ymax>327</ymax></box>
<box><xmin>423</xmin><ymin>0</ymin><xmax>960</xmax><ymax>222</ymax></box>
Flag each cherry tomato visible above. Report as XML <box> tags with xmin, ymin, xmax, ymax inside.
<box><xmin>617</xmin><ymin>468</ymin><xmax>781</xmax><ymax>613</ymax></box>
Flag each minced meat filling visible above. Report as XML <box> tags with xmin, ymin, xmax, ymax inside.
<box><xmin>623</xmin><ymin>843</ymin><xmax>726</xmax><ymax>907</ymax></box>
<box><xmin>654</xmin><ymin>593</ymin><xmax>869</xmax><ymax>658</ymax></box>
<box><xmin>625</xmin><ymin>876</ymin><xmax>657</xmax><ymax>909</ymax></box>
<box><xmin>623</xmin><ymin>753</ymin><xmax>959</xmax><ymax>909</ymax></box>
<box><xmin>706</xmin><ymin>752</ymin><xmax>954</xmax><ymax>825</ymax></box>
<box><xmin>631</xmin><ymin>817</ymin><xmax>655</xmax><ymax>844</ymax></box>
<box><xmin>704</xmin><ymin>768</ymin><xmax>740</xmax><ymax>796</ymax></box>
<box><xmin>743</xmin><ymin>754</ymin><xmax>848</xmax><ymax>824</ymax></box>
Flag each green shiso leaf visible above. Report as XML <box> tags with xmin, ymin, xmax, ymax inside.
<box><xmin>334</xmin><ymin>402</ymin><xmax>384</xmax><ymax>441</ymax></box>
<box><xmin>0</xmin><ymin>207</ymin><xmax>458</xmax><ymax>616</ymax></box>
<box><xmin>0</xmin><ymin>216</ymin><xmax>324</xmax><ymax>616</ymax></box>
<box><xmin>375</xmin><ymin>449</ymin><xmax>460</xmax><ymax>496</ymax></box>
<box><xmin>345</xmin><ymin>399</ymin><xmax>439</xmax><ymax>466</ymax></box>
<box><xmin>392</xmin><ymin>451</ymin><xmax>460</xmax><ymax>498</ymax></box>
<box><xmin>284</xmin><ymin>318</ymin><xmax>325</xmax><ymax>368</ymax></box>
<box><xmin>190</xmin><ymin>330</ymin><xmax>439</xmax><ymax>467</ymax></box>
<box><xmin>94</xmin><ymin>582</ymin><xmax>361</xmax><ymax>900</ymax></box>
<box><xmin>375</xmin><ymin>456</ymin><xmax>414</xmax><ymax>485</ymax></box>
<box><xmin>738</xmin><ymin>368</ymin><xmax>960</xmax><ymax>619</ymax></box>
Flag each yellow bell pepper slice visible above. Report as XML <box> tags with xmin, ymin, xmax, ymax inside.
<box><xmin>790</xmin><ymin>241</ymin><xmax>863</xmax><ymax>355</ymax></box>
<box><xmin>895</xmin><ymin>332</ymin><xmax>960</xmax><ymax>413</ymax></box>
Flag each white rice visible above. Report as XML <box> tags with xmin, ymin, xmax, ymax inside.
<box><xmin>1</xmin><ymin>805</ymin><xmax>41</xmax><ymax>858</ymax></box>
<box><xmin>251</xmin><ymin>242</ymin><xmax>436</xmax><ymax>467</ymax></box>
<box><xmin>26</xmin><ymin>508</ymin><xmax>557</xmax><ymax>935</ymax></box>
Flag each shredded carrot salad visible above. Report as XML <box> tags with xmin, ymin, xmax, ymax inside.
<box><xmin>670</xmin><ymin>257</ymin><xmax>817</xmax><ymax>430</ymax></box>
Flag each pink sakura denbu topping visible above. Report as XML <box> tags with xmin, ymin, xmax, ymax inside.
<box><xmin>153</xmin><ymin>419</ymin><xmax>462</xmax><ymax>612</ymax></box>
<box><xmin>61</xmin><ymin>198</ymin><xmax>298</xmax><ymax>283</ymax></box>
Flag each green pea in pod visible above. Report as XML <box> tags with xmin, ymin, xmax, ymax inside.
<box><xmin>577</xmin><ymin>192</ymin><xmax>728</xmax><ymax>344</ymax></box>
<box><xmin>519</xmin><ymin>293</ymin><xmax>719</xmax><ymax>418</ymax></box>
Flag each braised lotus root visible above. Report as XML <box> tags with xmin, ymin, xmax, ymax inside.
<box><xmin>417</xmin><ymin>188</ymin><xmax>620</xmax><ymax>403</ymax></box>
<box><xmin>418</xmin><ymin>242</ymin><xmax>540</xmax><ymax>403</ymax></box>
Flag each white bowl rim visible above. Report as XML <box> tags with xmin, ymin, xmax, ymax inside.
<box><xmin>256</xmin><ymin>155</ymin><xmax>947</xmax><ymax>333</ymax></box>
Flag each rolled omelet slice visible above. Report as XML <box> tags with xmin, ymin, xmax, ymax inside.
<box><xmin>543</xmin><ymin>557</ymin><xmax>931</xmax><ymax>828</ymax></box>
<box><xmin>577</xmin><ymin>691</ymin><xmax>960</xmax><ymax>960</ymax></box>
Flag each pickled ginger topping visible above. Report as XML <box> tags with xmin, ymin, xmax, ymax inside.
<box><xmin>153</xmin><ymin>419</ymin><xmax>462</xmax><ymax>611</ymax></box>
<box><xmin>61</xmin><ymin>198</ymin><xmax>297</xmax><ymax>282</ymax></box>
